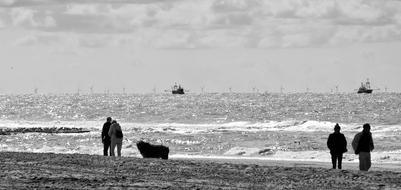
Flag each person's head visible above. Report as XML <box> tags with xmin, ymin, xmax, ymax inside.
<box><xmin>334</xmin><ymin>123</ymin><xmax>341</xmax><ymax>133</ymax></box>
<box><xmin>107</xmin><ymin>117</ymin><xmax>112</xmax><ymax>122</ymax></box>
<box><xmin>363</xmin><ymin>123</ymin><xmax>371</xmax><ymax>132</ymax></box>
<box><xmin>112</xmin><ymin>120</ymin><xmax>117</xmax><ymax>124</ymax></box>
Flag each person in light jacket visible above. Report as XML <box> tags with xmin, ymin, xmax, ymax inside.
<box><xmin>108</xmin><ymin>120</ymin><xmax>123</xmax><ymax>157</ymax></box>
<box><xmin>352</xmin><ymin>123</ymin><xmax>374</xmax><ymax>171</ymax></box>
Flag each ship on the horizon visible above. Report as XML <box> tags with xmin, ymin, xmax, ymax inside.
<box><xmin>171</xmin><ymin>83</ymin><xmax>185</xmax><ymax>94</ymax></box>
<box><xmin>357</xmin><ymin>79</ymin><xmax>373</xmax><ymax>94</ymax></box>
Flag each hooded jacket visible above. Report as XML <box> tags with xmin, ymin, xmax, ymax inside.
<box><xmin>108</xmin><ymin>123</ymin><xmax>123</xmax><ymax>144</ymax></box>
<box><xmin>356</xmin><ymin>131</ymin><xmax>374</xmax><ymax>153</ymax></box>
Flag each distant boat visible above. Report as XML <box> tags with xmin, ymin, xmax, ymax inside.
<box><xmin>357</xmin><ymin>79</ymin><xmax>373</xmax><ymax>94</ymax></box>
<box><xmin>171</xmin><ymin>83</ymin><xmax>185</xmax><ymax>94</ymax></box>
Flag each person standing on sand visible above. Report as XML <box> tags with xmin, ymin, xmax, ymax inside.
<box><xmin>327</xmin><ymin>123</ymin><xmax>347</xmax><ymax>169</ymax></box>
<box><xmin>108</xmin><ymin>120</ymin><xmax>123</xmax><ymax>157</ymax></box>
<box><xmin>352</xmin><ymin>123</ymin><xmax>374</xmax><ymax>171</ymax></box>
<box><xmin>101</xmin><ymin>117</ymin><xmax>112</xmax><ymax>156</ymax></box>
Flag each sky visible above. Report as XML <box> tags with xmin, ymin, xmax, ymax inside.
<box><xmin>0</xmin><ymin>0</ymin><xmax>401</xmax><ymax>94</ymax></box>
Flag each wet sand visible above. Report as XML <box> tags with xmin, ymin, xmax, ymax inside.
<box><xmin>1</xmin><ymin>152</ymin><xmax>400</xmax><ymax>189</ymax></box>
<box><xmin>174</xmin><ymin>156</ymin><xmax>401</xmax><ymax>173</ymax></box>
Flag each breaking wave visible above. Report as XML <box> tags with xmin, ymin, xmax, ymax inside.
<box><xmin>1</xmin><ymin>120</ymin><xmax>399</xmax><ymax>134</ymax></box>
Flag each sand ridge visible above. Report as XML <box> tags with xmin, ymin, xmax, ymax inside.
<box><xmin>0</xmin><ymin>152</ymin><xmax>400</xmax><ymax>189</ymax></box>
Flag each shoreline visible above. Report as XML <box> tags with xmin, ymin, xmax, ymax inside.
<box><xmin>3</xmin><ymin>150</ymin><xmax>400</xmax><ymax>172</ymax></box>
<box><xmin>171</xmin><ymin>154</ymin><xmax>401</xmax><ymax>172</ymax></box>
<box><xmin>1</xmin><ymin>152</ymin><xmax>400</xmax><ymax>189</ymax></box>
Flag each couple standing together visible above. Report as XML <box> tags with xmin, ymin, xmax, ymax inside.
<box><xmin>327</xmin><ymin>123</ymin><xmax>374</xmax><ymax>171</ymax></box>
<box><xmin>101</xmin><ymin>117</ymin><xmax>124</xmax><ymax>156</ymax></box>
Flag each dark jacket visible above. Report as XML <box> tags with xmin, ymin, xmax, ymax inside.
<box><xmin>356</xmin><ymin>131</ymin><xmax>374</xmax><ymax>153</ymax></box>
<box><xmin>102</xmin><ymin>122</ymin><xmax>111</xmax><ymax>142</ymax></box>
<box><xmin>327</xmin><ymin>133</ymin><xmax>347</xmax><ymax>154</ymax></box>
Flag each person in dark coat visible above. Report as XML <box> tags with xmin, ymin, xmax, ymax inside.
<box><xmin>327</xmin><ymin>123</ymin><xmax>347</xmax><ymax>169</ymax></box>
<box><xmin>354</xmin><ymin>123</ymin><xmax>374</xmax><ymax>171</ymax></box>
<box><xmin>101</xmin><ymin>117</ymin><xmax>112</xmax><ymax>156</ymax></box>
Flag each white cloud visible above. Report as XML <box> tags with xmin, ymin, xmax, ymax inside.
<box><xmin>43</xmin><ymin>16</ymin><xmax>56</xmax><ymax>27</ymax></box>
<box><xmin>10</xmin><ymin>7</ymin><xmax>57</xmax><ymax>28</ymax></box>
<box><xmin>329</xmin><ymin>25</ymin><xmax>401</xmax><ymax>45</ymax></box>
<box><xmin>10</xmin><ymin>7</ymin><xmax>36</xmax><ymax>26</ymax></box>
<box><xmin>0</xmin><ymin>0</ymin><xmax>177</xmax><ymax>7</ymax></box>
<box><xmin>78</xmin><ymin>35</ymin><xmax>112</xmax><ymax>48</ymax></box>
<box><xmin>294</xmin><ymin>0</ymin><xmax>339</xmax><ymax>18</ymax></box>
<box><xmin>50</xmin><ymin>47</ymin><xmax>91</xmax><ymax>56</ymax></box>
<box><xmin>0</xmin><ymin>0</ymin><xmax>15</xmax><ymax>6</ymax></box>
<box><xmin>65</xmin><ymin>4</ymin><xmax>103</xmax><ymax>15</ymax></box>
<box><xmin>212</xmin><ymin>13</ymin><xmax>253</xmax><ymax>26</ymax></box>
<box><xmin>211</xmin><ymin>0</ymin><xmax>260</xmax><ymax>12</ymax></box>
<box><xmin>13</xmin><ymin>33</ymin><xmax>60</xmax><ymax>46</ymax></box>
<box><xmin>0</xmin><ymin>19</ymin><xmax>4</xmax><ymax>28</ymax></box>
<box><xmin>2</xmin><ymin>0</ymin><xmax>401</xmax><ymax>49</ymax></box>
<box><xmin>13</xmin><ymin>35</ymin><xmax>38</xmax><ymax>46</ymax></box>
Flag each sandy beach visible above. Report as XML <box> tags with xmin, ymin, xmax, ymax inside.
<box><xmin>1</xmin><ymin>152</ymin><xmax>400</xmax><ymax>189</ymax></box>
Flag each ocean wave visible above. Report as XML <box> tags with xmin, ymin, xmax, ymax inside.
<box><xmin>0</xmin><ymin>127</ymin><xmax>90</xmax><ymax>135</ymax></box>
<box><xmin>126</xmin><ymin>120</ymin><xmax>400</xmax><ymax>134</ymax></box>
<box><xmin>1</xmin><ymin>118</ymin><xmax>400</xmax><ymax>164</ymax></box>
<box><xmin>0</xmin><ymin>120</ymin><xmax>99</xmax><ymax>130</ymax></box>
<box><xmin>170</xmin><ymin>150</ymin><xmax>401</xmax><ymax>164</ymax></box>
<box><xmin>1</xmin><ymin>93</ymin><xmax>401</xmax><ymax>125</ymax></box>
<box><xmin>1</xmin><ymin>120</ymin><xmax>399</xmax><ymax>134</ymax></box>
<box><xmin>223</xmin><ymin>146</ymin><xmax>285</xmax><ymax>156</ymax></box>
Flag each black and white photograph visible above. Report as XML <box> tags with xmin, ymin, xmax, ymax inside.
<box><xmin>1</xmin><ymin>0</ymin><xmax>401</xmax><ymax>189</ymax></box>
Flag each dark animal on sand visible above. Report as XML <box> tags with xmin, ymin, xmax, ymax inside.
<box><xmin>136</xmin><ymin>141</ymin><xmax>169</xmax><ymax>160</ymax></box>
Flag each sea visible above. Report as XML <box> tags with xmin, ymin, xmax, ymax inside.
<box><xmin>1</xmin><ymin>93</ymin><xmax>400</xmax><ymax>164</ymax></box>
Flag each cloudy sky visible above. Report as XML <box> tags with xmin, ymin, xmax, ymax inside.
<box><xmin>1</xmin><ymin>0</ymin><xmax>401</xmax><ymax>93</ymax></box>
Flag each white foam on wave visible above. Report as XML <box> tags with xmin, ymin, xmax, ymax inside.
<box><xmin>0</xmin><ymin>141</ymin><xmax>141</xmax><ymax>157</ymax></box>
<box><xmin>128</xmin><ymin>120</ymin><xmax>400</xmax><ymax>134</ymax></box>
<box><xmin>0</xmin><ymin>120</ymin><xmax>100</xmax><ymax>130</ymax></box>
<box><xmin>171</xmin><ymin>150</ymin><xmax>401</xmax><ymax>164</ymax></box>
<box><xmin>2</xmin><ymin>119</ymin><xmax>399</xmax><ymax>165</ymax></box>
<box><xmin>224</xmin><ymin>146</ymin><xmax>285</xmax><ymax>156</ymax></box>
<box><xmin>122</xmin><ymin>120</ymin><xmax>324</xmax><ymax>134</ymax></box>
<box><xmin>1</xmin><ymin>119</ymin><xmax>400</xmax><ymax>134</ymax></box>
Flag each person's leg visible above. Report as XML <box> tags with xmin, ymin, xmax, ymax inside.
<box><xmin>103</xmin><ymin>142</ymin><xmax>108</xmax><ymax>156</ymax></box>
<box><xmin>359</xmin><ymin>153</ymin><xmax>364</xmax><ymax>170</ymax></box>
<box><xmin>359</xmin><ymin>152</ymin><xmax>368</xmax><ymax>171</ymax></box>
<box><xmin>117</xmin><ymin>142</ymin><xmax>122</xmax><ymax>157</ymax></box>
<box><xmin>331</xmin><ymin>153</ymin><xmax>336</xmax><ymax>169</ymax></box>
<box><xmin>337</xmin><ymin>154</ymin><xmax>343</xmax><ymax>169</ymax></box>
<box><xmin>110</xmin><ymin>141</ymin><xmax>116</xmax><ymax>156</ymax></box>
<box><xmin>103</xmin><ymin>141</ymin><xmax>110</xmax><ymax>156</ymax></box>
<box><xmin>366</xmin><ymin>152</ymin><xmax>371</xmax><ymax>171</ymax></box>
<box><xmin>108</xmin><ymin>142</ymin><xmax>112</xmax><ymax>156</ymax></box>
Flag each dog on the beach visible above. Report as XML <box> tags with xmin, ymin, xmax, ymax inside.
<box><xmin>136</xmin><ymin>141</ymin><xmax>169</xmax><ymax>160</ymax></box>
